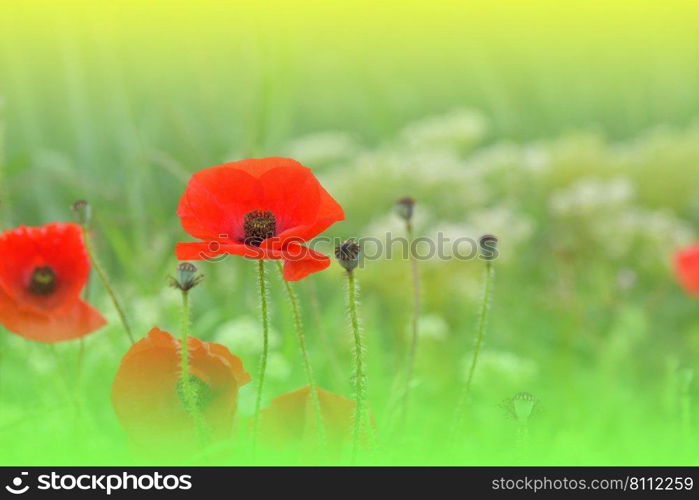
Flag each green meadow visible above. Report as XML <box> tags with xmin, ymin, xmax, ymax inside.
<box><xmin>1</xmin><ymin>1</ymin><xmax>698</xmax><ymax>465</ymax></box>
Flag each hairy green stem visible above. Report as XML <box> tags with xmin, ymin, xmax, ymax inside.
<box><xmin>452</xmin><ymin>261</ymin><xmax>495</xmax><ymax>437</ymax></box>
<box><xmin>179</xmin><ymin>290</ymin><xmax>207</xmax><ymax>445</ymax></box>
<box><xmin>347</xmin><ymin>270</ymin><xmax>367</xmax><ymax>458</ymax></box>
<box><xmin>0</xmin><ymin>102</ymin><xmax>9</xmax><ymax>229</ymax></box>
<box><xmin>82</xmin><ymin>227</ymin><xmax>134</xmax><ymax>344</ymax></box>
<box><xmin>679</xmin><ymin>369</ymin><xmax>693</xmax><ymax>446</ymax></box>
<box><xmin>400</xmin><ymin>220</ymin><xmax>421</xmax><ymax>429</ymax></box>
<box><xmin>179</xmin><ymin>291</ymin><xmax>195</xmax><ymax>410</ymax></box>
<box><xmin>276</xmin><ymin>261</ymin><xmax>326</xmax><ymax>449</ymax></box>
<box><xmin>251</xmin><ymin>259</ymin><xmax>270</xmax><ymax>452</ymax></box>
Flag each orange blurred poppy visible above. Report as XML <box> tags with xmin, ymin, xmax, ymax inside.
<box><xmin>260</xmin><ymin>385</ymin><xmax>355</xmax><ymax>447</ymax></box>
<box><xmin>112</xmin><ymin>327</ymin><xmax>251</xmax><ymax>452</ymax></box>
<box><xmin>175</xmin><ymin>157</ymin><xmax>344</xmax><ymax>281</ymax></box>
<box><xmin>0</xmin><ymin>223</ymin><xmax>106</xmax><ymax>342</ymax></box>
<box><xmin>675</xmin><ymin>244</ymin><xmax>699</xmax><ymax>295</ymax></box>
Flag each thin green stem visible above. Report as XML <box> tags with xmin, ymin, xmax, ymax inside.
<box><xmin>252</xmin><ymin>259</ymin><xmax>270</xmax><ymax>452</ymax></box>
<box><xmin>276</xmin><ymin>261</ymin><xmax>326</xmax><ymax>449</ymax></box>
<box><xmin>179</xmin><ymin>291</ymin><xmax>194</xmax><ymax>408</ymax></box>
<box><xmin>82</xmin><ymin>227</ymin><xmax>134</xmax><ymax>344</ymax></box>
<box><xmin>400</xmin><ymin>220</ymin><xmax>421</xmax><ymax>429</ymax></box>
<box><xmin>180</xmin><ymin>289</ymin><xmax>206</xmax><ymax>444</ymax></box>
<box><xmin>679</xmin><ymin>369</ymin><xmax>693</xmax><ymax>446</ymax></box>
<box><xmin>347</xmin><ymin>270</ymin><xmax>367</xmax><ymax>458</ymax></box>
<box><xmin>452</xmin><ymin>261</ymin><xmax>495</xmax><ymax>438</ymax></box>
<box><xmin>515</xmin><ymin>421</ymin><xmax>529</xmax><ymax>460</ymax></box>
<box><xmin>0</xmin><ymin>331</ymin><xmax>3</xmax><ymax>400</ymax></box>
<box><xmin>0</xmin><ymin>101</ymin><xmax>9</xmax><ymax>229</ymax></box>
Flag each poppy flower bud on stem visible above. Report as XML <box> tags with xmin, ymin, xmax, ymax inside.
<box><xmin>170</xmin><ymin>262</ymin><xmax>204</xmax><ymax>292</ymax></box>
<box><xmin>336</xmin><ymin>239</ymin><xmax>370</xmax><ymax>459</ymax></box>
<box><xmin>451</xmin><ymin>236</ymin><xmax>497</xmax><ymax>441</ymax></box>
<box><xmin>479</xmin><ymin>234</ymin><xmax>498</xmax><ymax>262</ymax></box>
<box><xmin>335</xmin><ymin>239</ymin><xmax>361</xmax><ymax>273</ymax></box>
<box><xmin>512</xmin><ymin>392</ymin><xmax>538</xmax><ymax>422</ymax></box>
<box><xmin>511</xmin><ymin>392</ymin><xmax>538</xmax><ymax>455</ymax></box>
<box><xmin>71</xmin><ymin>199</ymin><xmax>92</xmax><ymax>229</ymax></box>
<box><xmin>395</xmin><ymin>196</ymin><xmax>415</xmax><ymax>222</ymax></box>
<box><xmin>396</xmin><ymin>196</ymin><xmax>421</xmax><ymax>435</ymax></box>
<box><xmin>176</xmin><ymin>262</ymin><xmax>208</xmax><ymax>445</ymax></box>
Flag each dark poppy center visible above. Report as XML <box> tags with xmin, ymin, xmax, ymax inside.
<box><xmin>176</xmin><ymin>375</ymin><xmax>214</xmax><ymax>413</ymax></box>
<box><xmin>28</xmin><ymin>266</ymin><xmax>57</xmax><ymax>295</ymax></box>
<box><xmin>243</xmin><ymin>210</ymin><xmax>277</xmax><ymax>246</ymax></box>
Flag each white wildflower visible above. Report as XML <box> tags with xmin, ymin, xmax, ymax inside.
<box><xmin>399</xmin><ymin>109</ymin><xmax>488</xmax><ymax>152</ymax></box>
<box><xmin>283</xmin><ymin>131</ymin><xmax>360</xmax><ymax>166</ymax></box>
<box><xmin>213</xmin><ymin>315</ymin><xmax>281</xmax><ymax>354</ymax></box>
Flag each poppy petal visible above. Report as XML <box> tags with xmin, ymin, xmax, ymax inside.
<box><xmin>0</xmin><ymin>223</ymin><xmax>90</xmax><ymax>314</ymax></box>
<box><xmin>257</xmin><ymin>165</ymin><xmax>322</xmax><ymax>232</ymax></box>
<box><xmin>223</xmin><ymin>157</ymin><xmax>310</xmax><ymax>179</ymax></box>
<box><xmin>178</xmin><ymin>158</ymin><xmax>344</xmax><ymax>244</ymax></box>
<box><xmin>176</xmin><ymin>158</ymin><xmax>344</xmax><ymax>281</ymax></box>
<box><xmin>281</xmin><ymin>244</ymin><xmax>331</xmax><ymax>281</ymax></box>
<box><xmin>112</xmin><ymin>327</ymin><xmax>249</xmax><ymax>450</ymax></box>
<box><xmin>0</xmin><ymin>287</ymin><xmax>106</xmax><ymax>342</ymax></box>
<box><xmin>175</xmin><ymin>241</ymin><xmax>282</xmax><ymax>261</ymax></box>
<box><xmin>260</xmin><ymin>385</ymin><xmax>355</xmax><ymax>446</ymax></box>
<box><xmin>675</xmin><ymin>245</ymin><xmax>699</xmax><ymax>295</ymax></box>
<box><xmin>177</xmin><ymin>167</ymin><xmax>262</xmax><ymax>241</ymax></box>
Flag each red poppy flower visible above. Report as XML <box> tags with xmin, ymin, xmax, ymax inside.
<box><xmin>259</xmin><ymin>385</ymin><xmax>355</xmax><ymax>447</ymax></box>
<box><xmin>0</xmin><ymin>223</ymin><xmax>106</xmax><ymax>342</ymax></box>
<box><xmin>675</xmin><ymin>244</ymin><xmax>699</xmax><ymax>295</ymax></box>
<box><xmin>112</xmin><ymin>327</ymin><xmax>251</xmax><ymax>451</ymax></box>
<box><xmin>175</xmin><ymin>157</ymin><xmax>344</xmax><ymax>281</ymax></box>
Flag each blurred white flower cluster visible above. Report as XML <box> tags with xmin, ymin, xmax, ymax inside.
<box><xmin>287</xmin><ymin>108</ymin><xmax>697</xmax><ymax>282</ymax></box>
<box><xmin>461</xmin><ymin>349</ymin><xmax>539</xmax><ymax>388</ymax></box>
<box><xmin>213</xmin><ymin>316</ymin><xmax>290</xmax><ymax>382</ymax></box>
<box><xmin>282</xmin><ymin>131</ymin><xmax>360</xmax><ymax>167</ymax></box>
<box><xmin>550</xmin><ymin>177</ymin><xmax>634</xmax><ymax>217</ymax></box>
<box><xmin>213</xmin><ymin>315</ymin><xmax>281</xmax><ymax>355</ymax></box>
<box><xmin>417</xmin><ymin>314</ymin><xmax>450</xmax><ymax>341</ymax></box>
<box><xmin>549</xmin><ymin>176</ymin><xmax>694</xmax><ymax>261</ymax></box>
<box><xmin>399</xmin><ymin>108</ymin><xmax>488</xmax><ymax>152</ymax></box>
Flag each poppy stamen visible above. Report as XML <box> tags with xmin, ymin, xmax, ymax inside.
<box><xmin>176</xmin><ymin>374</ymin><xmax>214</xmax><ymax>413</ymax></box>
<box><xmin>28</xmin><ymin>266</ymin><xmax>57</xmax><ymax>295</ymax></box>
<box><xmin>243</xmin><ymin>210</ymin><xmax>276</xmax><ymax>246</ymax></box>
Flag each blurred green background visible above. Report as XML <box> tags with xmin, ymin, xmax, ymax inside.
<box><xmin>1</xmin><ymin>0</ymin><xmax>699</xmax><ymax>464</ymax></box>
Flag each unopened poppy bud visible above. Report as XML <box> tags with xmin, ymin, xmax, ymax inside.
<box><xmin>479</xmin><ymin>234</ymin><xmax>498</xmax><ymax>261</ymax></box>
<box><xmin>335</xmin><ymin>239</ymin><xmax>361</xmax><ymax>272</ymax></box>
<box><xmin>512</xmin><ymin>392</ymin><xmax>537</xmax><ymax>421</ymax></box>
<box><xmin>171</xmin><ymin>262</ymin><xmax>204</xmax><ymax>292</ymax></box>
<box><xmin>395</xmin><ymin>196</ymin><xmax>415</xmax><ymax>221</ymax></box>
<box><xmin>71</xmin><ymin>199</ymin><xmax>92</xmax><ymax>227</ymax></box>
